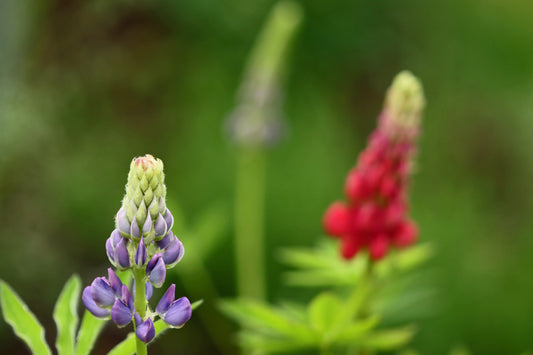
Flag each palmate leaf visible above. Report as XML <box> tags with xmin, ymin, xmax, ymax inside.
<box><xmin>308</xmin><ymin>292</ymin><xmax>342</xmax><ymax>334</ymax></box>
<box><xmin>0</xmin><ymin>280</ymin><xmax>52</xmax><ymax>355</ymax></box>
<box><xmin>75</xmin><ymin>311</ymin><xmax>107</xmax><ymax>355</ymax></box>
<box><xmin>53</xmin><ymin>275</ymin><xmax>81</xmax><ymax>355</ymax></box>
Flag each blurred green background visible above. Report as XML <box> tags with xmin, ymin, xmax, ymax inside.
<box><xmin>1</xmin><ymin>0</ymin><xmax>533</xmax><ymax>354</ymax></box>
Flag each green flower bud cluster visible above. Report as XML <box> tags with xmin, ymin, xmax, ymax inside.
<box><xmin>116</xmin><ymin>155</ymin><xmax>174</xmax><ymax>244</ymax></box>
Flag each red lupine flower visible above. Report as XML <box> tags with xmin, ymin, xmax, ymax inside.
<box><xmin>323</xmin><ymin>71</ymin><xmax>425</xmax><ymax>261</ymax></box>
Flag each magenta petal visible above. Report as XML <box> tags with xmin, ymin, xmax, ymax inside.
<box><xmin>136</xmin><ymin>317</ymin><xmax>155</xmax><ymax>343</ymax></box>
<box><xmin>90</xmin><ymin>277</ymin><xmax>115</xmax><ymax>307</ymax></box>
<box><xmin>111</xmin><ymin>298</ymin><xmax>133</xmax><ymax>327</ymax></box>
<box><xmin>82</xmin><ymin>287</ymin><xmax>110</xmax><ymax>318</ymax></box>
<box><xmin>148</xmin><ymin>258</ymin><xmax>166</xmax><ymax>288</ymax></box>
<box><xmin>155</xmin><ymin>284</ymin><xmax>175</xmax><ymax>315</ymax></box>
<box><xmin>107</xmin><ymin>268</ymin><xmax>122</xmax><ymax>297</ymax></box>
<box><xmin>163</xmin><ymin>297</ymin><xmax>192</xmax><ymax>327</ymax></box>
<box><xmin>135</xmin><ymin>237</ymin><xmax>147</xmax><ymax>266</ymax></box>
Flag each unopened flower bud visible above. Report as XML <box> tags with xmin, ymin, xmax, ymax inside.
<box><xmin>380</xmin><ymin>71</ymin><xmax>425</xmax><ymax>141</ymax></box>
<box><xmin>116</xmin><ymin>155</ymin><xmax>172</xmax><ymax>243</ymax></box>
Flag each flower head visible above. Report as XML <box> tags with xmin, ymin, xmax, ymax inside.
<box><xmin>323</xmin><ymin>71</ymin><xmax>425</xmax><ymax>261</ymax></box>
<box><xmin>82</xmin><ymin>154</ymin><xmax>191</xmax><ymax>345</ymax></box>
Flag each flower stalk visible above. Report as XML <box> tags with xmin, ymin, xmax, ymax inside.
<box><xmin>82</xmin><ymin>154</ymin><xmax>191</xmax><ymax>353</ymax></box>
<box><xmin>229</xmin><ymin>0</ymin><xmax>302</xmax><ymax>301</ymax></box>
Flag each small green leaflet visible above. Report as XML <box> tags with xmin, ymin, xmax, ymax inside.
<box><xmin>53</xmin><ymin>275</ymin><xmax>81</xmax><ymax>355</ymax></box>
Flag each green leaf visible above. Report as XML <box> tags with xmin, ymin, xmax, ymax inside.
<box><xmin>53</xmin><ymin>275</ymin><xmax>82</xmax><ymax>355</ymax></box>
<box><xmin>191</xmin><ymin>299</ymin><xmax>203</xmax><ymax>311</ymax></box>
<box><xmin>359</xmin><ymin>326</ymin><xmax>416</xmax><ymax>350</ymax></box>
<box><xmin>308</xmin><ymin>292</ymin><xmax>341</xmax><ymax>334</ymax></box>
<box><xmin>220</xmin><ymin>300</ymin><xmax>312</xmax><ymax>339</ymax></box>
<box><xmin>75</xmin><ymin>311</ymin><xmax>107</xmax><ymax>355</ymax></box>
<box><xmin>336</xmin><ymin>315</ymin><xmax>380</xmax><ymax>344</ymax></box>
<box><xmin>0</xmin><ymin>280</ymin><xmax>52</xmax><ymax>355</ymax></box>
<box><xmin>239</xmin><ymin>331</ymin><xmax>315</xmax><ymax>354</ymax></box>
<box><xmin>107</xmin><ymin>319</ymin><xmax>168</xmax><ymax>355</ymax></box>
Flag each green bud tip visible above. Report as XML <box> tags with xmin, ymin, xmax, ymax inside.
<box><xmin>384</xmin><ymin>71</ymin><xmax>425</xmax><ymax>133</ymax></box>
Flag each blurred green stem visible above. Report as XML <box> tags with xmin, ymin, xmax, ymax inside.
<box><xmin>235</xmin><ymin>148</ymin><xmax>266</xmax><ymax>300</ymax></box>
<box><xmin>133</xmin><ymin>269</ymin><xmax>147</xmax><ymax>355</ymax></box>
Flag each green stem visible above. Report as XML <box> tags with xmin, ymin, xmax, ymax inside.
<box><xmin>234</xmin><ymin>148</ymin><xmax>266</xmax><ymax>300</ymax></box>
<box><xmin>133</xmin><ymin>269</ymin><xmax>148</xmax><ymax>355</ymax></box>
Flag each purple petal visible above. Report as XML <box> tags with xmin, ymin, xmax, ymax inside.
<box><xmin>135</xmin><ymin>237</ymin><xmax>147</xmax><ymax>266</ymax></box>
<box><xmin>107</xmin><ymin>268</ymin><xmax>122</xmax><ymax>297</ymax></box>
<box><xmin>111</xmin><ymin>298</ymin><xmax>133</xmax><ymax>327</ymax></box>
<box><xmin>163</xmin><ymin>208</ymin><xmax>174</xmax><ymax>231</ymax></box>
<box><xmin>82</xmin><ymin>287</ymin><xmax>110</xmax><ymax>318</ymax></box>
<box><xmin>142</xmin><ymin>214</ymin><xmax>152</xmax><ymax>235</ymax></box>
<box><xmin>146</xmin><ymin>253</ymin><xmax>162</xmax><ymax>275</ymax></box>
<box><xmin>163</xmin><ymin>236</ymin><xmax>184</xmax><ymax>266</ymax></box>
<box><xmin>130</xmin><ymin>220</ymin><xmax>141</xmax><ymax>238</ymax></box>
<box><xmin>110</xmin><ymin>229</ymin><xmax>122</xmax><ymax>246</ymax></box>
<box><xmin>146</xmin><ymin>282</ymin><xmax>153</xmax><ymax>301</ymax></box>
<box><xmin>134</xmin><ymin>313</ymin><xmax>142</xmax><ymax>326</ymax></box>
<box><xmin>105</xmin><ymin>237</ymin><xmax>115</xmax><ymax>264</ymax></box>
<box><xmin>156</xmin><ymin>232</ymin><xmax>172</xmax><ymax>249</ymax></box>
<box><xmin>136</xmin><ymin>317</ymin><xmax>155</xmax><ymax>343</ymax></box>
<box><xmin>115</xmin><ymin>238</ymin><xmax>131</xmax><ymax>269</ymax></box>
<box><xmin>116</xmin><ymin>207</ymin><xmax>130</xmax><ymax>235</ymax></box>
<box><xmin>90</xmin><ymin>278</ymin><xmax>115</xmax><ymax>307</ymax></box>
<box><xmin>156</xmin><ymin>284</ymin><xmax>175</xmax><ymax>315</ymax></box>
<box><xmin>154</xmin><ymin>214</ymin><xmax>167</xmax><ymax>238</ymax></box>
<box><xmin>121</xmin><ymin>285</ymin><xmax>135</xmax><ymax>313</ymax></box>
<box><xmin>163</xmin><ymin>297</ymin><xmax>192</xmax><ymax>327</ymax></box>
<box><xmin>148</xmin><ymin>258</ymin><xmax>166</xmax><ymax>288</ymax></box>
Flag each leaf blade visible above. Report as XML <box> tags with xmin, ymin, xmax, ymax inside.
<box><xmin>0</xmin><ymin>280</ymin><xmax>52</xmax><ymax>355</ymax></box>
<box><xmin>53</xmin><ymin>275</ymin><xmax>82</xmax><ymax>355</ymax></box>
<box><xmin>75</xmin><ymin>311</ymin><xmax>107</xmax><ymax>355</ymax></box>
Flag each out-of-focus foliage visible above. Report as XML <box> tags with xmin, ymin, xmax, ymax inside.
<box><xmin>1</xmin><ymin>0</ymin><xmax>533</xmax><ymax>354</ymax></box>
<box><xmin>223</xmin><ymin>244</ymin><xmax>431</xmax><ymax>354</ymax></box>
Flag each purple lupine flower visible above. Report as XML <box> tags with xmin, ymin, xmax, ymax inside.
<box><xmin>82</xmin><ymin>287</ymin><xmax>110</xmax><ymax>318</ymax></box>
<box><xmin>135</xmin><ymin>314</ymin><xmax>156</xmax><ymax>343</ymax></box>
<box><xmin>135</xmin><ymin>237</ymin><xmax>147</xmax><ymax>267</ymax></box>
<box><xmin>155</xmin><ymin>284</ymin><xmax>192</xmax><ymax>328</ymax></box>
<box><xmin>83</xmin><ymin>155</ymin><xmax>193</xmax><ymax>346</ymax></box>
<box><xmin>111</xmin><ymin>285</ymin><xmax>135</xmax><ymax>327</ymax></box>
<box><xmin>146</xmin><ymin>253</ymin><xmax>166</xmax><ymax>287</ymax></box>
<box><xmin>162</xmin><ymin>235</ymin><xmax>184</xmax><ymax>268</ymax></box>
<box><xmin>83</xmin><ymin>269</ymin><xmax>123</xmax><ymax>318</ymax></box>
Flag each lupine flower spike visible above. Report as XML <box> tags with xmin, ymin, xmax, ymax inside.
<box><xmin>323</xmin><ymin>71</ymin><xmax>425</xmax><ymax>261</ymax></box>
<box><xmin>82</xmin><ymin>155</ymin><xmax>192</xmax><ymax>347</ymax></box>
